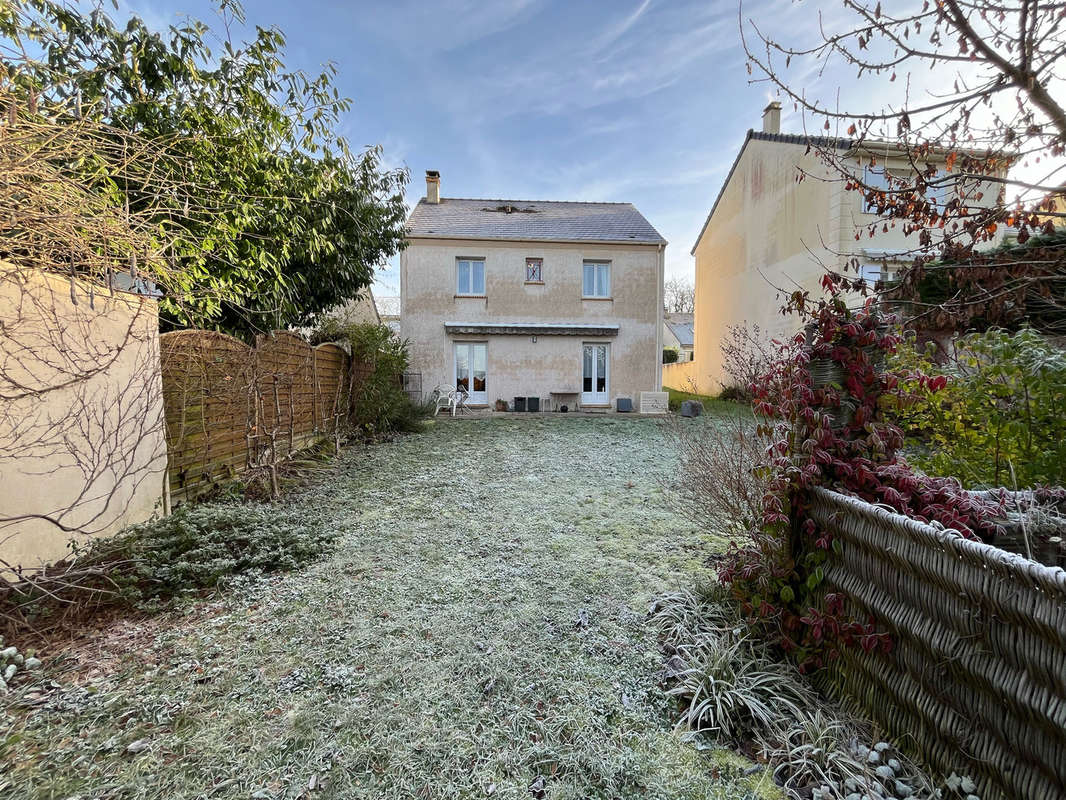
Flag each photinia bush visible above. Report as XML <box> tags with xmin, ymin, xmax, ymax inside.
<box><xmin>721</xmin><ymin>277</ymin><xmax>1003</xmax><ymax>671</ymax></box>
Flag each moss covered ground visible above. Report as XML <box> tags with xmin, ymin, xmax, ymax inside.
<box><xmin>1</xmin><ymin>414</ymin><xmax>778</xmax><ymax>799</ymax></box>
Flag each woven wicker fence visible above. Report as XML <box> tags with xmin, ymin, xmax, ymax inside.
<box><xmin>806</xmin><ymin>487</ymin><xmax>1066</xmax><ymax>800</ymax></box>
<box><xmin>160</xmin><ymin>330</ymin><xmax>368</xmax><ymax>501</ymax></box>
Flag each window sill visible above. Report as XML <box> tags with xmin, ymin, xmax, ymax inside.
<box><xmin>455</xmin><ymin>294</ymin><xmax>487</xmax><ymax>299</ymax></box>
<box><xmin>581</xmin><ymin>403</ymin><xmax>611</xmax><ymax>408</ymax></box>
<box><xmin>524</xmin><ymin>281</ymin><xmax>544</xmax><ymax>285</ymax></box>
<box><xmin>582</xmin><ymin>296</ymin><xmax>613</xmax><ymax>301</ymax></box>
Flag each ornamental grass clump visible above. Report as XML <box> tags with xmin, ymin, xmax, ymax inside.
<box><xmin>652</xmin><ymin>587</ymin><xmax>982</xmax><ymax>800</ymax></box>
<box><xmin>653</xmin><ymin>585</ymin><xmax>813</xmax><ymax>743</ymax></box>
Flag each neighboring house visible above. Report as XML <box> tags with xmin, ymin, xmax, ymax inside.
<box><xmin>402</xmin><ymin>171</ymin><xmax>666</xmax><ymax>410</ymax></box>
<box><xmin>662</xmin><ymin>313</ymin><xmax>694</xmax><ymax>361</ymax></box>
<box><xmin>375</xmin><ymin>294</ymin><xmax>401</xmax><ymax>336</ymax></box>
<box><xmin>321</xmin><ymin>287</ymin><xmax>381</xmax><ymax>328</ymax></box>
<box><xmin>685</xmin><ymin>102</ymin><xmax>1004</xmax><ymax>394</ymax></box>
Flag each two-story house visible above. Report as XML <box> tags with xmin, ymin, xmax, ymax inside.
<box><xmin>401</xmin><ymin>171</ymin><xmax>666</xmax><ymax>411</ymax></box>
<box><xmin>682</xmin><ymin>103</ymin><xmax>1003</xmax><ymax>394</ymax></box>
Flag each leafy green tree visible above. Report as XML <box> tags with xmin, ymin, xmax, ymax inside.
<box><xmin>0</xmin><ymin>0</ymin><xmax>408</xmax><ymax>336</ymax></box>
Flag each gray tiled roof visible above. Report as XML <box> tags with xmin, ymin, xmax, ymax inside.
<box><xmin>407</xmin><ymin>198</ymin><xmax>666</xmax><ymax>245</ymax></box>
<box><xmin>665</xmin><ymin>318</ymin><xmax>694</xmax><ymax>347</ymax></box>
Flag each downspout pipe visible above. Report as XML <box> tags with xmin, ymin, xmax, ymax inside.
<box><xmin>655</xmin><ymin>243</ymin><xmax>664</xmax><ymax>392</ymax></box>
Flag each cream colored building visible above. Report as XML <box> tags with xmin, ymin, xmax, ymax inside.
<box><xmin>685</xmin><ymin>103</ymin><xmax>1003</xmax><ymax>394</ymax></box>
<box><xmin>401</xmin><ymin>172</ymin><xmax>666</xmax><ymax>410</ymax></box>
<box><xmin>0</xmin><ymin>266</ymin><xmax>168</xmax><ymax>570</ymax></box>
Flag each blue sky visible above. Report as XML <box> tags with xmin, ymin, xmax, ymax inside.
<box><xmin>119</xmin><ymin>0</ymin><xmax>819</xmax><ymax>296</ymax></box>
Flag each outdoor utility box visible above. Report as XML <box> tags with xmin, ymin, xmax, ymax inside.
<box><xmin>681</xmin><ymin>399</ymin><xmax>704</xmax><ymax>418</ymax></box>
<box><xmin>526</xmin><ymin>396</ymin><xmax>540</xmax><ymax>412</ymax></box>
<box><xmin>616</xmin><ymin>397</ymin><xmax>633</xmax><ymax>413</ymax></box>
<box><xmin>513</xmin><ymin>397</ymin><xmax>526</xmax><ymax>412</ymax></box>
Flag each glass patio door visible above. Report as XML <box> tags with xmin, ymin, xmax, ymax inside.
<box><xmin>581</xmin><ymin>344</ymin><xmax>608</xmax><ymax>405</ymax></box>
<box><xmin>455</xmin><ymin>342</ymin><xmax>487</xmax><ymax>404</ymax></box>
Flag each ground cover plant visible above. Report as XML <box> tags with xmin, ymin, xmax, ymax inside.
<box><xmin>0</xmin><ymin>502</ymin><xmax>340</xmax><ymax>639</ymax></box>
<box><xmin>0</xmin><ymin>414</ymin><xmax>779</xmax><ymax>799</ymax></box>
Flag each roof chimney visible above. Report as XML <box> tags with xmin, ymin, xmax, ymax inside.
<box><xmin>425</xmin><ymin>170</ymin><xmax>440</xmax><ymax>204</ymax></box>
<box><xmin>762</xmin><ymin>102</ymin><xmax>781</xmax><ymax>134</ymax></box>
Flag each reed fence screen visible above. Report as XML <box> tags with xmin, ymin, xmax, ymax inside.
<box><xmin>160</xmin><ymin>330</ymin><xmax>368</xmax><ymax>501</ymax></box>
<box><xmin>806</xmin><ymin>487</ymin><xmax>1066</xmax><ymax>800</ymax></box>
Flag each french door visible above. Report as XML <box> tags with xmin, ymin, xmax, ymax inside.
<box><xmin>581</xmin><ymin>343</ymin><xmax>609</xmax><ymax>405</ymax></box>
<box><xmin>455</xmin><ymin>342</ymin><xmax>487</xmax><ymax>404</ymax></box>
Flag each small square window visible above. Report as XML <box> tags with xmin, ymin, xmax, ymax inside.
<box><xmin>526</xmin><ymin>258</ymin><xmax>542</xmax><ymax>282</ymax></box>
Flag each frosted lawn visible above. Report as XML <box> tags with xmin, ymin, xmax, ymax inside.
<box><xmin>1</xmin><ymin>413</ymin><xmax>778</xmax><ymax>800</ymax></box>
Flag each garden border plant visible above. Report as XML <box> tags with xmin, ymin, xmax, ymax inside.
<box><xmin>651</xmin><ymin>584</ymin><xmax>983</xmax><ymax>800</ymax></box>
<box><xmin>721</xmin><ymin>277</ymin><xmax>1005</xmax><ymax>671</ymax></box>
<box><xmin>311</xmin><ymin>320</ymin><xmax>431</xmax><ymax>436</ymax></box>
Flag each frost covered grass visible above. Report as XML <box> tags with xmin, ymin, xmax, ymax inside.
<box><xmin>1</xmin><ymin>414</ymin><xmax>778</xmax><ymax>799</ymax></box>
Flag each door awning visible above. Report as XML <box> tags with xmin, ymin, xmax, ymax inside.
<box><xmin>444</xmin><ymin>322</ymin><xmax>619</xmax><ymax>337</ymax></box>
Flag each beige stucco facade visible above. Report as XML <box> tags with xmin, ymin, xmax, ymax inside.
<box><xmin>0</xmin><ymin>266</ymin><xmax>168</xmax><ymax>570</ymax></box>
<box><xmin>401</xmin><ymin>238</ymin><xmax>664</xmax><ymax>408</ymax></box>
<box><xmin>686</xmin><ymin>133</ymin><xmax>1003</xmax><ymax>394</ymax></box>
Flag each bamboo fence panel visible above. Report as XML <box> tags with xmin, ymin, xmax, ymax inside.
<box><xmin>160</xmin><ymin>330</ymin><xmax>357</xmax><ymax>501</ymax></box>
<box><xmin>806</xmin><ymin>487</ymin><xmax>1066</xmax><ymax>800</ymax></box>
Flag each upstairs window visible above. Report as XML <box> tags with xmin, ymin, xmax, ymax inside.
<box><xmin>924</xmin><ymin>178</ymin><xmax>949</xmax><ymax>210</ymax></box>
<box><xmin>456</xmin><ymin>259</ymin><xmax>485</xmax><ymax>296</ymax></box>
<box><xmin>582</xmin><ymin>262</ymin><xmax>610</xmax><ymax>298</ymax></box>
<box><xmin>858</xmin><ymin>263</ymin><xmax>882</xmax><ymax>283</ymax></box>
<box><xmin>526</xmin><ymin>258</ymin><xmax>543</xmax><ymax>283</ymax></box>
<box><xmin>863</xmin><ymin>166</ymin><xmax>891</xmax><ymax>213</ymax></box>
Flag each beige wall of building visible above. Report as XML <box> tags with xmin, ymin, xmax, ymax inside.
<box><xmin>0</xmin><ymin>266</ymin><xmax>168</xmax><ymax>570</ymax></box>
<box><xmin>690</xmin><ymin>135</ymin><xmax>1003</xmax><ymax>394</ymax></box>
<box><xmin>402</xmin><ymin>238</ymin><xmax>664</xmax><ymax>407</ymax></box>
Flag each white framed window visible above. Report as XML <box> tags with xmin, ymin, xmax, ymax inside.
<box><xmin>525</xmin><ymin>258</ymin><xmax>543</xmax><ymax>283</ymax></box>
<box><xmin>456</xmin><ymin>259</ymin><xmax>485</xmax><ymax>296</ymax></box>
<box><xmin>582</xmin><ymin>262</ymin><xmax>610</xmax><ymax>298</ymax></box>
<box><xmin>858</xmin><ymin>263</ymin><xmax>900</xmax><ymax>284</ymax></box>
<box><xmin>863</xmin><ymin>166</ymin><xmax>891</xmax><ymax>213</ymax></box>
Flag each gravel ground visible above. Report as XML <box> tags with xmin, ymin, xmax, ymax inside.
<box><xmin>1</xmin><ymin>413</ymin><xmax>777</xmax><ymax>800</ymax></box>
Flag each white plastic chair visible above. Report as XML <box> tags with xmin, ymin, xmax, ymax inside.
<box><xmin>431</xmin><ymin>384</ymin><xmax>458</xmax><ymax>417</ymax></box>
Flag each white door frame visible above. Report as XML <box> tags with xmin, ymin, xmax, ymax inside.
<box><xmin>581</xmin><ymin>342</ymin><xmax>609</xmax><ymax>406</ymax></box>
<box><xmin>453</xmin><ymin>341</ymin><xmax>488</xmax><ymax>405</ymax></box>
